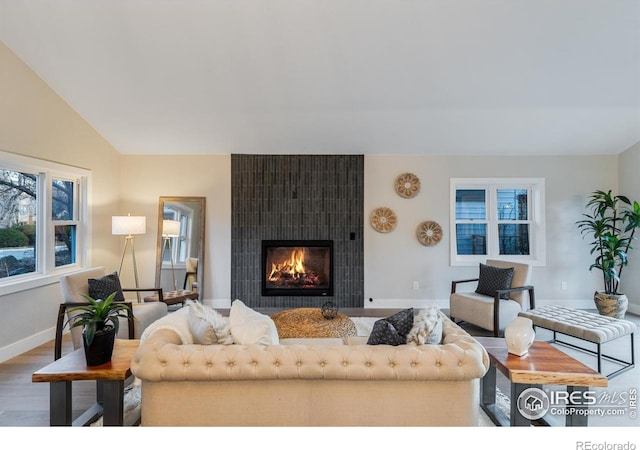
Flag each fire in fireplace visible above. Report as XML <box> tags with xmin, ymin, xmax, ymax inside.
<box><xmin>261</xmin><ymin>240</ymin><xmax>334</xmax><ymax>296</ymax></box>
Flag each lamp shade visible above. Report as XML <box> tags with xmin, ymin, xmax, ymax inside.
<box><xmin>163</xmin><ymin>219</ymin><xmax>181</xmax><ymax>237</ymax></box>
<box><xmin>112</xmin><ymin>215</ymin><xmax>146</xmax><ymax>235</ymax></box>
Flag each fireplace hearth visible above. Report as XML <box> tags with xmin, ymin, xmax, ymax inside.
<box><xmin>262</xmin><ymin>240</ymin><xmax>334</xmax><ymax>297</ymax></box>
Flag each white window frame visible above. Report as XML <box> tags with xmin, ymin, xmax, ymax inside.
<box><xmin>0</xmin><ymin>150</ymin><xmax>91</xmax><ymax>295</ymax></box>
<box><xmin>450</xmin><ymin>177</ymin><xmax>546</xmax><ymax>266</ymax></box>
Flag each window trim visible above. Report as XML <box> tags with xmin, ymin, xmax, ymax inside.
<box><xmin>0</xmin><ymin>150</ymin><xmax>91</xmax><ymax>296</ymax></box>
<box><xmin>449</xmin><ymin>177</ymin><xmax>546</xmax><ymax>267</ymax></box>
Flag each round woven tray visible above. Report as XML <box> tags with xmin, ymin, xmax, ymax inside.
<box><xmin>271</xmin><ymin>308</ymin><xmax>357</xmax><ymax>339</ymax></box>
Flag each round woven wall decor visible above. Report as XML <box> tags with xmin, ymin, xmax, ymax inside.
<box><xmin>417</xmin><ymin>220</ymin><xmax>443</xmax><ymax>246</ymax></box>
<box><xmin>370</xmin><ymin>207</ymin><xmax>397</xmax><ymax>233</ymax></box>
<box><xmin>395</xmin><ymin>173</ymin><xmax>421</xmax><ymax>198</ymax></box>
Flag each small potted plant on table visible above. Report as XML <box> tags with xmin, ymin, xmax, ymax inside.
<box><xmin>577</xmin><ymin>189</ymin><xmax>640</xmax><ymax>318</ymax></box>
<box><xmin>65</xmin><ymin>292</ymin><xmax>131</xmax><ymax>366</ymax></box>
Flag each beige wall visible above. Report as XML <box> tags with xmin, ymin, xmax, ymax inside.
<box><xmin>122</xmin><ymin>152</ymin><xmax>624</xmax><ymax>312</ymax></box>
<box><xmin>119</xmin><ymin>155</ymin><xmax>231</xmax><ymax>303</ymax></box>
<box><xmin>364</xmin><ymin>154</ymin><xmax>620</xmax><ymax>309</ymax></box>
<box><xmin>0</xmin><ymin>42</ymin><xmax>123</xmax><ymax>360</ymax></box>
<box><xmin>619</xmin><ymin>142</ymin><xmax>640</xmax><ymax>314</ymax></box>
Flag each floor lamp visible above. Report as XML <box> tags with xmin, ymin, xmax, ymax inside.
<box><xmin>161</xmin><ymin>219</ymin><xmax>181</xmax><ymax>292</ymax></box>
<box><xmin>112</xmin><ymin>214</ymin><xmax>146</xmax><ymax>301</ymax></box>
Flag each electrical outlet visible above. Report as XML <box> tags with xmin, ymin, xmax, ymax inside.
<box><xmin>413</xmin><ymin>281</ymin><xmax>419</xmax><ymax>290</ymax></box>
<box><xmin>561</xmin><ymin>281</ymin><xmax>568</xmax><ymax>291</ymax></box>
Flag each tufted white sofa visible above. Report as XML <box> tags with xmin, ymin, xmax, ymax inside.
<box><xmin>131</xmin><ymin>314</ymin><xmax>489</xmax><ymax>426</ymax></box>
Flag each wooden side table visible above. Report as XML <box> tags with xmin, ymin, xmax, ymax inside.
<box><xmin>475</xmin><ymin>337</ymin><xmax>607</xmax><ymax>427</ymax></box>
<box><xmin>32</xmin><ymin>339</ymin><xmax>140</xmax><ymax>426</ymax></box>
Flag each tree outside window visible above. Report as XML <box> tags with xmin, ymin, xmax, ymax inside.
<box><xmin>0</xmin><ymin>154</ymin><xmax>87</xmax><ymax>285</ymax></box>
<box><xmin>0</xmin><ymin>169</ymin><xmax>38</xmax><ymax>278</ymax></box>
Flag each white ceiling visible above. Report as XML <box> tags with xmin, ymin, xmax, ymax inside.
<box><xmin>1</xmin><ymin>0</ymin><xmax>639</xmax><ymax>156</ymax></box>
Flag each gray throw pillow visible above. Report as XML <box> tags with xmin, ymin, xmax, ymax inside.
<box><xmin>475</xmin><ymin>263</ymin><xmax>514</xmax><ymax>299</ymax></box>
<box><xmin>367</xmin><ymin>308</ymin><xmax>414</xmax><ymax>346</ymax></box>
<box><xmin>88</xmin><ymin>271</ymin><xmax>125</xmax><ymax>301</ymax></box>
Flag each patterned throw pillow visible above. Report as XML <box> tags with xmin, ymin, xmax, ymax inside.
<box><xmin>87</xmin><ymin>272</ymin><xmax>125</xmax><ymax>301</ymax></box>
<box><xmin>367</xmin><ymin>308</ymin><xmax>414</xmax><ymax>346</ymax></box>
<box><xmin>187</xmin><ymin>300</ymin><xmax>233</xmax><ymax>345</ymax></box>
<box><xmin>475</xmin><ymin>263</ymin><xmax>515</xmax><ymax>299</ymax></box>
<box><xmin>406</xmin><ymin>307</ymin><xmax>443</xmax><ymax>345</ymax></box>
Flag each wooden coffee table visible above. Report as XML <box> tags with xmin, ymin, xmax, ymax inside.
<box><xmin>476</xmin><ymin>337</ymin><xmax>608</xmax><ymax>427</ymax></box>
<box><xmin>32</xmin><ymin>339</ymin><xmax>139</xmax><ymax>426</ymax></box>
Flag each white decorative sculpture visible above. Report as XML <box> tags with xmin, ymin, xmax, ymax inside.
<box><xmin>504</xmin><ymin>317</ymin><xmax>535</xmax><ymax>356</ymax></box>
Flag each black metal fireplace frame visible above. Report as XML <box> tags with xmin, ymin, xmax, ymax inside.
<box><xmin>261</xmin><ymin>239</ymin><xmax>334</xmax><ymax>297</ymax></box>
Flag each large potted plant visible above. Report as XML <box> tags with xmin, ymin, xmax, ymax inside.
<box><xmin>65</xmin><ymin>292</ymin><xmax>130</xmax><ymax>366</ymax></box>
<box><xmin>577</xmin><ymin>189</ymin><xmax>640</xmax><ymax>318</ymax></box>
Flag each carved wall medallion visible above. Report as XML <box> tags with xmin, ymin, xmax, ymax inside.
<box><xmin>395</xmin><ymin>173</ymin><xmax>420</xmax><ymax>198</ymax></box>
<box><xmin>417</xmin><ymin>220</ymin><xmax>443</xmax><ymax>246</ymax></box>
<box><xmin>370</xmin><ymin>207</ymin><xmax>397</xmax><ymax>233</ymax></box>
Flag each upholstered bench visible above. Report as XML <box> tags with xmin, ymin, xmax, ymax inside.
<box><xmin>519</xmin><ymin>305</ymin><xmax>636</xmax><ymax>378</ymax></box>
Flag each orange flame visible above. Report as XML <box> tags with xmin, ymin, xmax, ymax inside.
<box><xmin>268</xmin><ymin>248</ymin><xmax>305</xmax><ymax>281</ymax></box>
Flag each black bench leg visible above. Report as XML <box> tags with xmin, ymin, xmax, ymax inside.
<box><xmin>631</xmin><ymin>333</ymin><xmax>635</xmax><ymax>367</ymax></box>
<box><xmin>597</xmin><ymin>343</ymin><xmax>602</xmax><ymax>374</ymax></box>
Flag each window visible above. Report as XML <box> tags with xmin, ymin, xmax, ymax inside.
<box><xmin>450</xmin><ymin>178</ymin><xmax>545</xmax><ymax>266</ymax></box>
<box><xmin>52</xmin><ymin>178</ymin><xmax>78</xmax><ymax>267</ymax></box>
<box><xmin>0</xmin><ymin>151</ymin><xmax>89</xmax><ymax>292</ymax></box>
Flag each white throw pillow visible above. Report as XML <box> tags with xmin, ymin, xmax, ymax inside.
<box><xmin>188</xmin><ymin>306</ymin><xmax>216</xmax><ymax>344</ymax></box>
<box><xmin>140</xmin><ymin>306</ymin><xmax>193</xmax><ymax>344</ymax></box>
<box><xmin>186</xmin><ymin>300</ymin><xmax>233</xmax><ymax>345</ymax></box>
<box><xmin>229</xmin><ymin>299</ymin><xmax>279</xmax><ymax>345</ymax></box>
<box><xmin>406</xmin><ymin>306</ymin><xmax>443</xmax><ymax>345</ymax></box>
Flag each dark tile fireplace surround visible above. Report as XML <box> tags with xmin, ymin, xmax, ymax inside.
<box><xmin>231</xmin><ymin>154</ymin><xmax>364</xmax><ymax>309</ymax></box>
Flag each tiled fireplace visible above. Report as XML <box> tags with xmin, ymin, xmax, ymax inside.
<box><xmin>231</xmin><ymin>154</ymin><xmax>364</xmax><ymax>309</ymax></box>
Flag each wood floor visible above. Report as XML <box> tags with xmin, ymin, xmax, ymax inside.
<box><xmin>0</xmin><ymin>334</ymin><xmax>97</xmax><ymax>427</ymax></box>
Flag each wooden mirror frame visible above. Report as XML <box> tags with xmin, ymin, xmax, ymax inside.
<box><xmin>154</xmin><ymin>196</ymin><xmax>206</xmax><ymax>296</ymax></box>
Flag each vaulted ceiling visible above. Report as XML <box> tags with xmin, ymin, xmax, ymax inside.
<box><xmin>1</xmin><ymin>1</ymin><xmax>638</xmax><ymax>156</ymax></box>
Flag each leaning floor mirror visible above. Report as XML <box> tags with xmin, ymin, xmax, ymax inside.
<box><xmin>154</xmin><ymin>196</ymin><xmax>206</xmax><ymax>297</ymax></box>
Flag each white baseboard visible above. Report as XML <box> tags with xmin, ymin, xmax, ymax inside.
<box><xmin>364</xmin><ymin>298</ymin><xmax>598</xmax><ymax>310</ymax></box>
<box><xmin>0</xmin><ymin>327</ymin><xmax>56</xmax><ymax>364</ymax></box>
<box><xmin>627</xmin><ymin>303</ymin><xmax>640</xmax><ymax>316</ymax></box>
<box><xmin>364</xmin><ymin>298</ymin><xmax>450</xmax><ymax>309</ymax></box>
<box><xmin>533</xmin><ymin>299</ymin><xmax>596</xmax><ymax>309</ymax></box>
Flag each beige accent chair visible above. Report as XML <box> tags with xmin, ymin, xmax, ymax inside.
<box><xmin>183</xmin><ymin>257</ymin><xmax>198</xmax><ymax>293</ymax></box>
<box><xmin>56</xmin><ymin>266</ymin><xmax>168</xmax><ymax>359</ymax></box>
<box><xmin>449</xmin><ymin>259</ymin><xmax>535</xmax><ymax>337</ymax></box>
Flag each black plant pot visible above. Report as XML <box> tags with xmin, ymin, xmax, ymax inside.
<box><xmin>83</xmin><ymin>326</ymin><xmax>116</xmax><ymax>366</ymax></box>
